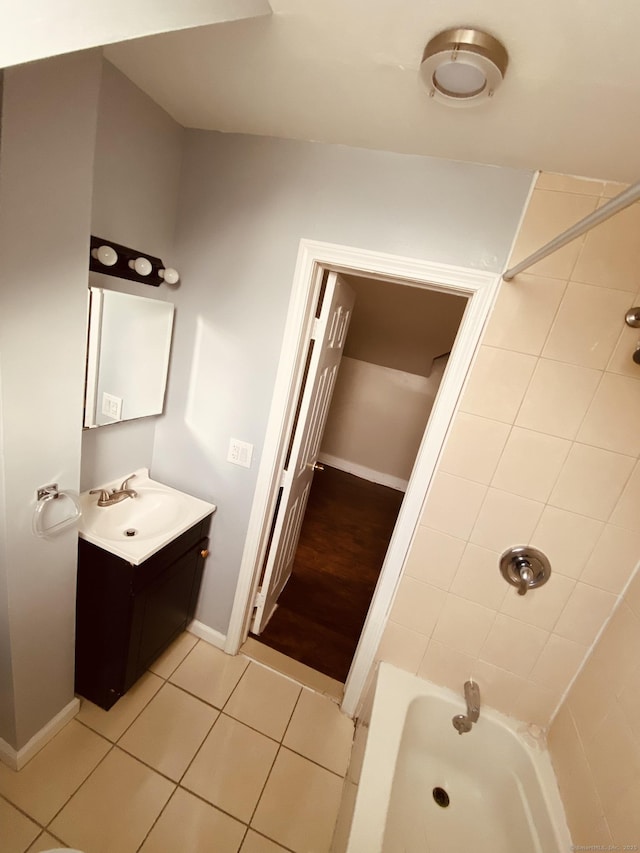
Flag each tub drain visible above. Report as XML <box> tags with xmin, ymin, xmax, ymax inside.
<box><xmin>124</xmin><ymin>528</ymin><xmax>138</xmax><ymax>537</ymax></box>
<box><xmin>432</xmin><ymin>787</ymin><xmax>450</xmax><ymax>808</ymax></box>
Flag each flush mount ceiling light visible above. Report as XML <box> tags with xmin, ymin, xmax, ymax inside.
<box><xmin>420</xmin><ymin>27</ymin><xmax>508</xmax><ymax>107</ymax></box>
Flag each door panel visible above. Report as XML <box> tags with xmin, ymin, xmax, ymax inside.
<box><xmin>252</xmin><ymin>272</ymin><xmax>355</xmax><ymax>633</ymax></box>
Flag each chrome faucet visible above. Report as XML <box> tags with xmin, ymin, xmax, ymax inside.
<box><xmin>452</xmin><ymin>680</ymin><xmax>481</xmax><ymax>735</ymax></box>
<box><xmin>90</xmin><ymin>474</ymin><xmax>138</xmax><ymax>507</ymax></box>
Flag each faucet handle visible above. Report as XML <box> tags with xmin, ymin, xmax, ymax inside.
<box><xmin>89</xmin><ymin>488</ymin><xmax>110</xmax><ymax>503</ymax></box>
<box><xmin>119</xmin><ymin>473</ymin><xmax>137</xmax><ymax>491</ymax></box>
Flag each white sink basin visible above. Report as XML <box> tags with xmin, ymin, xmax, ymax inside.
<box><xmin>78</xmin><ymin>469</ymin><xmax>216</xmax><ymax>564</ymax></box>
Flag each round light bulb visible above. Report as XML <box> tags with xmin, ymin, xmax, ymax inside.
<box><xmin>159</xmin><ymin>267</ymin><xmax>180</xmax><ymax>285</ymax></box>
<box><xmin>128</xmin><ymin>257</ymin><xmax>152</xmax><ymax>276</ymax></box>
<box><xmin>92</xmin><ymin>245</ymin><xmax>118</xmax><ymax>266</ymax></box>
<box><xmin>433</xmin><ymin>61</ymin><xmax>487</xmax><ymax>97</ymax></box>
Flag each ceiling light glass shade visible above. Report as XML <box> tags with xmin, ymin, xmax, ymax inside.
<box><xmin>420</xmin><ymin>27</ymin><xmax>508</xmax><ymax>107</ymax></box>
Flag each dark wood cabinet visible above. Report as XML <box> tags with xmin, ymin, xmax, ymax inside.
<box><xmin>75</xmin><ymin>515</ymin><xmax>212</xmax><ymax>710</ymax></box>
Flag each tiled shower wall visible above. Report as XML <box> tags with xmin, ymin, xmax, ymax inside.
<box><xmin>548</xmin><ymin>568</ymin><xmax>640</xmax><ymax>846</ymax></box>
<box><xmin>375</xmin><ymin>172</ymin><xmax>640</xmax><ymax>727</ymax></box>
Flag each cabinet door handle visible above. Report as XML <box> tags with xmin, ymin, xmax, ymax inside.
<box><xmin>200</xmin><ymin>549</ymin><xmax>209</xmax><ymax>559</ymax></box>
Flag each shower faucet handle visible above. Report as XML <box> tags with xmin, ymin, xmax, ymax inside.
<box><xmin>500</xmin><ymin>546</ymin><xmax>551</xmax><ymax>596</ymax></box>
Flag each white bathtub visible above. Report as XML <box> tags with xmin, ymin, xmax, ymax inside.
<box><xmin>342</xmin><ymin>663</ymin><xmax>571</xmax><ymax>853</ymax></box>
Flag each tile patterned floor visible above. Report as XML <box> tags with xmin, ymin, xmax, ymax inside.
<box><xmin>0</xmin><ymin>635</ymin><xmax>355</xmax><ymax>853</ymax></box>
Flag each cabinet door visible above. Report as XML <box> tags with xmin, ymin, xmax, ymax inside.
<box><xmin>127</xmin><ymin>537</ymin><xmax>208</xmax><ymax>685</ymax></box>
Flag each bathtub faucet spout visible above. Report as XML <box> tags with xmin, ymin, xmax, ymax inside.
<box><xmin>452</xmin><ymin>680</ymin><xmax>481</xmax><ymax>735</ymax></box>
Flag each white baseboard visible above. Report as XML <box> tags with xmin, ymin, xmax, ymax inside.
<box><xmin>0</xmin><ymin>697</ymin><xmax>80</xmax><ymax>771</ymax></box>
<box><xmin>188</xmin><ymin>620</ymin><xmax>227</xmax><ymax>650</ymax></box>
<box><xmin>318</xmin><ymin>454</ymin><xmax>408</xmax><ymax>492</ymax></box>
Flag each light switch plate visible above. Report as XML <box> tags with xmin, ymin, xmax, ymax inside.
<box><xmin>102</xmin><ymin>392</ymin><xmax>122</xmax><ymax>420</ymax></box>
<box><xmin>227</xmin><ymin>437</ymin><xmax>253</xmax><ymax>468</ymax></box>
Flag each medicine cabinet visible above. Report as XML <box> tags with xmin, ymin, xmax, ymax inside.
<box><xmin>84</xmin><ymin>287</ymin><xmax>174</xmax><ymax>428</ymax></box>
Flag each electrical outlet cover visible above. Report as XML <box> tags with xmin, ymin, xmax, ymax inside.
<box><xmin>227</xmin><ymin>437</ymin><xmax>253</xmax><ymax>468</ymax></box>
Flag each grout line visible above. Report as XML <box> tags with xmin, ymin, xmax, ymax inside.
<box><xmin>43</xmin><ymin>742</ymin><xmax>116</xmax><ymax>834</ymax></box>
<box><xmin>246</xmin><ymin>741</ymin><xmax>282</xmax><ymax>829</ymax></box>
<box><xmin>135</xmin><ymin>782</ymin><xmax>179</xmax><ymax>853</ymax></box>
<box><xmin>148</xmin><ymin>634</ymin><xmax>201</xmax><ymax>681</ymax></box>
<box><xmin>0</xmin><ymin>791</ymin><xmax>46</xmax><ymax>830</ymax></box>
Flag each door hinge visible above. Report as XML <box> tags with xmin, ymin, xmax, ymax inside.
<box><xmin>254</xmin><ymin>589</ymin><xmax>266</xmax><ymax>609</ymax></box>
<box><xmin>310</xmin><ymin>317</ymin><xmax>321</xmax><ymax>340</ymax></box>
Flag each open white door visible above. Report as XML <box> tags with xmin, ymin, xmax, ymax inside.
<box><xmin>251</xmin><ymin>272</ymin><xmax>355</xmax><ymax>633</ymax></box>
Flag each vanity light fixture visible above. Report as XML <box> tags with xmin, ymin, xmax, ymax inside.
<box><xmin>89</xmin><ymin>235</ymin><xmax>179</xmax><ymax>287</ymax></box>
<box><xmin>158</xmin><ymin>267</ymin><xmax>180</xmax><ymax>285</ymax></box>
<box><xmin>420</xmin><ymin>27</ymin><xmax>508</xmax><ymax>107</ymax></box>
<box><xmin>91</xmin><ymin>244</ymin><xmax>118</xmax><ymax>266</ymax></box>
<box><xmin>128</xmin><ymin>257</ymin><xmax>153</xmax><ymax>276</ymax></box>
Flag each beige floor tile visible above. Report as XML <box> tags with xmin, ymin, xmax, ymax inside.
<box><xmin>240</xmin><ymin>830</ymin><xmax>290</xmax><ymax>852</ymax></box>
<box><xmin>49</xmin><ymin>748</ymin><xmax>174</xmax><ymax>853</ymax></box>
<box><xmin>182</xmin><ymin>715</ymin><xmax>278</xmax><ymax>823</ymax></box>
<box><xmin>0</xmin><ymin>721</ymin><xmax>110</xmax><ymax>825</ymax></box>
<box><xmin>118</xmin><ymin>683</ymin><xmax>218</xmax><ymax>781</ymax></box>
<box><xmin>139</xmin><ymin>787</ymin><xmax>245</xmax><ymax>853</ymax></box>
<box><xmin>26</xmin><ymin>832</ymin><xmax>67</xmax><ymax>852</ymax></box>
<box><xmin>252</xmin><ymin>748</ymin><xmax>343</xmax><ymax>853</ymax></box>
<box><xmin>241</xmin><ymin>639</ymin><xmax>343</xmax><ymax>700</ymax></box>
<box><xmin>283</xmin><ymin>690</ymin><xmax>354</xmax><ymax>776</ymax></box>
<box><xmin>224</xmin><ymin>662</ymin><xmax>301</xmax><ymax>741</ymax></box>
<box><xmin>77</xmin><ymin>671</ymin><xmax>164</xmax><ymax>742</ymax></box>
<box><xmin>149</xmin><ymin>631</ymin><xmax>199</xmax><ymax>679</ymax></box>
<box><xmin>0</xmin><ymin>796</ymin><xmax>40</xmax><ymax>852</ymax></box>
<box><xmin>170</xmin><ymin>642</ymin><xmax>249</xmax><ymax>708</ymax></box>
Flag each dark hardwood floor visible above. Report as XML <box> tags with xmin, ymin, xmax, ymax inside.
<box><xmin>251</xmin><ymin>466</ymin><xmax>404</xmax><ymax>682</ymax></box>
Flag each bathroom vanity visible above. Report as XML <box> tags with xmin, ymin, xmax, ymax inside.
<box><xmin>75</xmin><ymin>470</ymin><xmax>216</xmax><ymax>710</ymax></box>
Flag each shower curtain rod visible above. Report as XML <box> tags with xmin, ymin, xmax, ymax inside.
<box><xmin>503</xmin><ymin>178</ymin><xmax>640</xmax><ymax>281</ymax></box>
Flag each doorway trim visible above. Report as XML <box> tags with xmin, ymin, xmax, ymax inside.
<box><xmin>225</xmin><ymin>239</ymin><xmax>502</xmax><ymax>717</ymax></box>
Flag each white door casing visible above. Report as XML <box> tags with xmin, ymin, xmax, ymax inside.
<box><xmin>226</xmin><ymin>240</ymin><xmax>502</xmax><ymax>717</ymax></box>
<box><xmin>252</xmin><ymin>272</ymin><xmax>355</xmax><ymax>633</ymax></box>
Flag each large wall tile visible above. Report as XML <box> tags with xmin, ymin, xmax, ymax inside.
<box><xmin>459</xmin><ymin>346</ymin><xmax>537</xmax><ymax>423</ymax></box>
<box><xmin>535</xmin><ymin>173</ymin><xmax>604</xmax><ymax>196</ymax></box>
<box><xmin>431</xmin><ymin>595</ymin><xmax>496</xmax><ymax>657</ymax></box>
<box><xmin>577</xmin><ymin>373</ymin><xmax>640</xmax><ymax>456</ymax></box>
<box><xmin>531</xmin><ymin>506</ymin><xmax>603</xmax><ymax>579</ymax></box>
<box><xmin>389</xmin><ymin>577</ymin><xmax>446</xmax><ymax>637</ymax></box>
<box><xmin>469</xmin><ymin>488</ymin><xmax>544</xmax><ymax>552</ymax></box>
<box><xmin>572</xmin><ymin>202</ymin><xmax>640</xmax><ymax>291</ymax></box>
<box><xmin>449</xmin><ymin>543</ymin><xmax>507</xmax><ymax>611</ymax></box>
<box><xmin>472</xmin><ymin>659</ymin><xmax>527</xmax><ymax>718</ymax></box>
<box><xmin>420</xmin><ymin>472</ymin><xmax>487</xmax><ymax>539</ymax></box>
<box><xmin>579</xmin><ymin>525</ymin><xmax>640</xmax><ymax>594</ymax></box>
<box><xmin>376</xmin><ymin>621</ymin><xmax>429</xmax><ymax>674</ymax></box>
<box><xmin>554</xmin><ymin>582</ymin><xmax>617</xmax><ymax>645</ymax></box>
<box><xmin>508</xmin><ymin>189</ymin><xmax>597</xmax><ymax>279</ymax></box>
<box><xmin>542</xmin><ymin>283</ymin><xmax>632</xmax><ymax>369</ymax></box>
<box><xmin>515</xmin><ymin>358</ymin><xmax>601</xmax><ymax>440</ymax></box>
<box><xmin>479</xmin><ymin>614</ymin><xmax>548</xmax><ymax>678</ymax></box>
<box><xmin>491</xmin><ymin>427</ymin><xmax>571</xmax><ymax>502</ymax></box>
<box><xmin>500</xmin><ymin>572</ymin><xmax>575</xmax><ymax>631</ymax></box>
<box><xmin>439</xmin><ymin>412</ymin><xmax>510</xmax><ymax>484</ymax></box>
<box><xmin>529</xmin><ymin>634</ymin><xmax>586</xmax><ymax>693</ymax></box>
<box><xmin>403</xmin><ymin>526</ymin><xmax>465</xmax><ymax>590</ymax></box>
<box><xmin>610</xmin><ymin>460</ymin><xmax>640</xmax><ymax>532</ymax></box>
<box><xmin>417</xmin><ymin>641</ymin><xmax>478</xmax><ymax>693</ymax></box>
<box><xmin>548</xmin><ymin>705</ymin><xmax>612</xmax><ymax>847</ymax></box>
<box><xmin>549</xmin><ymin>443</ymin><xmax>635</xmax><ymax>521</ymax></box>
<box><xmin>482</xmin><ymin>274</ymin><xmax>566</xmax><ymax>355</ymax></box>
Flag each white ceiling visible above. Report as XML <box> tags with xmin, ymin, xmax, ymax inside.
<box><xmin>104</xmin><ymin>0</ymin><xmax>640</xmax><ymax>182</ymax></box>
<box><xmin>0</xmin><ymin>0</ymin><xmax>270</xmax><ymax>70</ymax></box>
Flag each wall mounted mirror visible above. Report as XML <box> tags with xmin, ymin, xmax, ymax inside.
<box><xmin>84</xmin><ymin>287</ymin><xmax>174</xmax><ymax>428</ymax></box>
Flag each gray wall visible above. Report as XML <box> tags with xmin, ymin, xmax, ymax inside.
<box><xmin>152</xmin><ymin>130</ymin><xmax>534</xmax><ymax>633</ymax></box>
<box><xmin>0</xmin><ymin>52</ymin><xmax>101</xmax><ymax>749</ymax></box>
<box><xmin>81</xmin><ymin>61</ymin><xmax>184</xmax><ymax>491</ymax></box>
